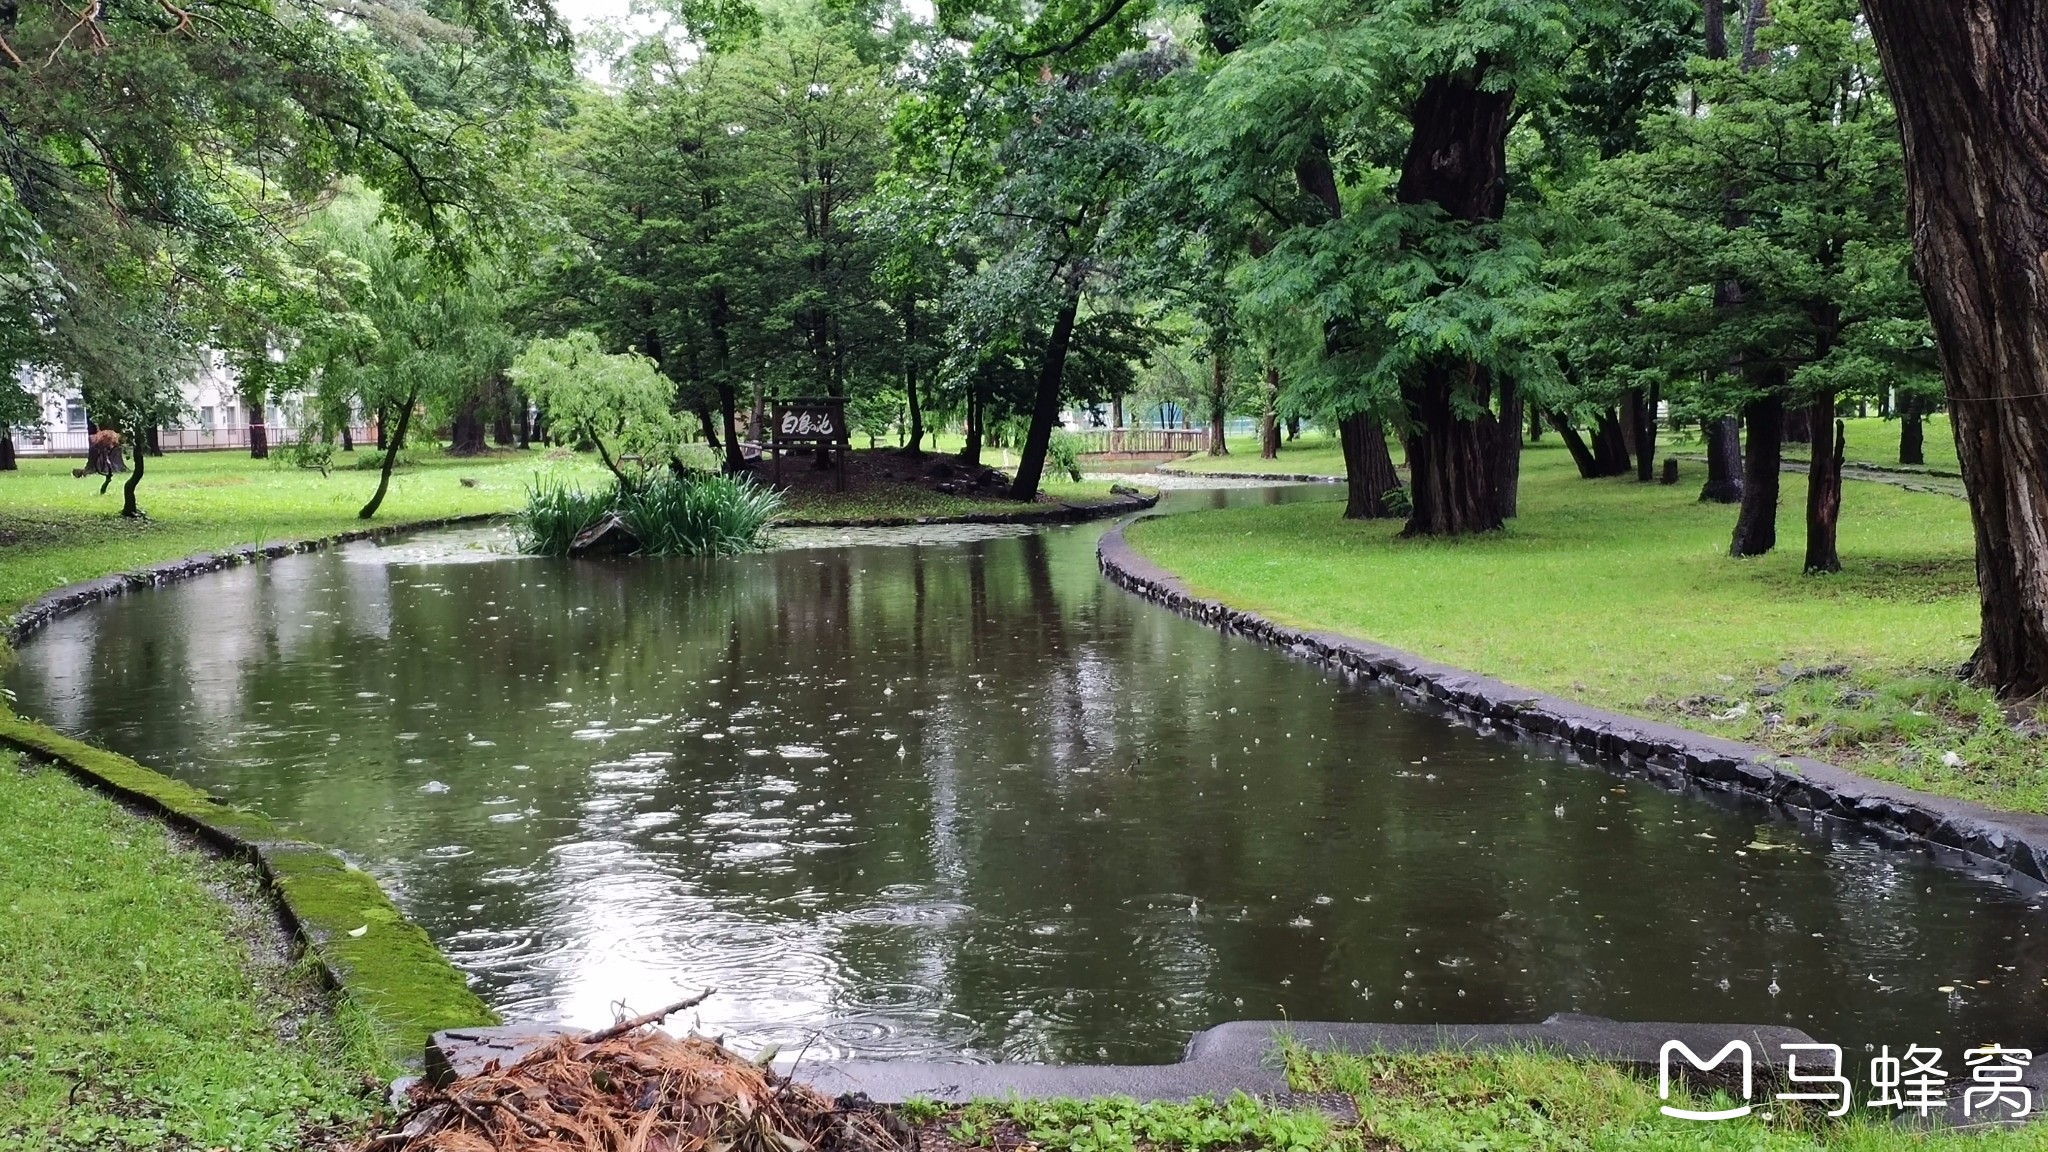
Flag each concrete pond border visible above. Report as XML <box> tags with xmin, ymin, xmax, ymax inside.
<box><xmin>0</xmin><ymin>712</ymin><xmax>499</xmax><ymax>1070</ymax></box>
<box><xmin>1098</xmin><ymin>518</ymin><xmax>2048</xmax><ymax>889</ymax></box>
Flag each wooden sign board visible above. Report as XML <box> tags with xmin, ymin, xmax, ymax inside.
<box><xmin>770</xmin><ymin>397</ymin><xmax>850</xmax><ymax>490</ymax></box>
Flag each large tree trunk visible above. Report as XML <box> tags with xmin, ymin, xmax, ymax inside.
<box><xmin>0</xmin><ymin>427</ymin><xmax>14</xmax><ymax>471</ymax></box>
<box><xmin>1729</xmin><ymin>389</ymin><xmax>1783</xmax><ymax>557</ymax></box>
<box><xmin>248</xmin><ymin>399</ymin><xmax>268</xmax><ymax>460</ymax></box>
<box><xmin>1700</xmin><ymin>415</ymin><xmax>1743</xmax><ymax>502</ymax></box>
<box><xmin>1782</xmin><ymin>402</ymin><xmax>1812</xmax><ymax>445</ymax></box>
<box><xmin>1260</xmin><ymin>360</ymin><xmax>1281</xmax><ymax>459</ymax></box>
<box><xmin>1628</xmin><ymin>385</ymin><xmax>1658</xmax><ymax>482</ymax></box>
<box><xmin>1592</xmin><ymin>410</ymin><xmax>1632</xmax><ymax>476</ymax></box>
<box><xmin>1898</xmin><ymin>394</ymin><xmax>1926</xmax><ymax>465</ymax></box>
<box><xmin>961</xmin><ymin>385</ymin><xmax>983</xmax><ymax>467</ymax></box>
<box><xmin>360</xmin><ymin>387</ymin><xmax>418</xmax><ymax>519</ymax></box>
<box><xmin>1862</xmin><ymin>0</ymin><xmax>2048</xmax><ymax>696</ymax></box>
<box><xmin>1493</xmin><ymin>374</ymin><xmax>1521</xmax><ymax>519</ymax></box>
<box><xmin>121</xmin><ymin>421</ymin><xmax>148</xmax><ymax>518</ymax></box>
<box><xmin>448</xmin><ymin>396</ymin><xmax>487</xmax><ymax>455</ymax></box>
<box><xmin>1403</xmin><ymin>368</ymin><xmax>1503</xmax><ymax>536</ymax></box>
<box><xmin>1339</xmin><ymin>412</ymin><xmax>1400</xmax><ymax>520</ymax></box>
<box><xmin>1804</xmin><ymin>401</ymin><xmax>1845</xmax><ymax>574</ymax></box>
<box><xmin>1393</xmin><ymin>71</ymin><xmax>1514</xmax><ymax>536</ymax></box>
<box><xmin>1010</xmin><ymin>282</ymin><xmax>1083</xmax><ymax>501</ymax></box>
<box><xmin>1207</xmin><ymin>347</ymin><xmax>1229</xmax><ymax>456</ymax></box>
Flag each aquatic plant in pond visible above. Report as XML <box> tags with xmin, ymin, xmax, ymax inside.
<box><xmin>514</xmin><ymin>472</ymin><xmax>782</xmax><ymax>557</ymax></box>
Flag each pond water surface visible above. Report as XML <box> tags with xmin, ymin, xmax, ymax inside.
<box><xmin>9</xmin><ymin>484</ymin><xmax>2047</xmax><ymax>1063</ymax></box>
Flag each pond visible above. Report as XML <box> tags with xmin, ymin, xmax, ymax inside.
<box><xmin>8</xmin><ymin>483</ymin><xmax>2046</xmax><ymax>1064</ymax></box>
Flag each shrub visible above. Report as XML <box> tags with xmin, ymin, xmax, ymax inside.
<box><xmin>513</xmin><ymin>476</ymin><xmax>612</xmax><ymax>555</ymax></box>
<box><xmin>1047</xmin><ymin>430</ymin><xmax>1084</xmax><ymax>483</ymax></box>
<box><xmin>354</xmin><ymin>448</ymin><xmax>412</xmax><ymax>472</ymax></box>
<box><xmin>273</xmin><ymin>438</ymin><xmax>334</xmax><ymax>474</ymax></box>
<box><xmin>616</xmin><ymin>472</ymin><xmax>782</xmax><ymax>556</ymax></box>
<box><xmin>514</xmin><ymin>472</ymin><xmax>782</xmax><ymax>558</ymax></box>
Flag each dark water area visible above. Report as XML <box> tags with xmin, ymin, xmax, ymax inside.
<box><xmin>9</xmin><ymin>483</ymin><xmax>2046</xmax><ymax>1064</ymax></box>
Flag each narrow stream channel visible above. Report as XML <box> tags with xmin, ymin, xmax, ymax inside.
<box><xmin>9</xmin><ymin>483</ymin><xmax>2045</xmax><ymax>1063</ymax></box>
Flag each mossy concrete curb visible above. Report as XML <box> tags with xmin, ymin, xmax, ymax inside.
<box><xmin>1099</xmin><ymin>520</ymin><xmax>2048</xmax><ymax>888</ymax></box>
<box><xmin>5</xmin><ymin>512</ymin><xmax>504</xmax><ymax>648</ymax></box>
<box><xmin>0</xmin><ymin>712</ymin><xmax>499</xmax><ymax>1070</ymax></box>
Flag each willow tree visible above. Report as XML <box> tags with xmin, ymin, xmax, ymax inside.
<box><xmin>1858</xmin><ymin>0</ymin><xmax>2048</xmax><ymax>699</ymax></box>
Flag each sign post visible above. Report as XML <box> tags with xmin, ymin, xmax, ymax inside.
<box><xmin>770</xmin><ymin>397</ymin><xmax>850</xmax><ymax>491</ymax></box>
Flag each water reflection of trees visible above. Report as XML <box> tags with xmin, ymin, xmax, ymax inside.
<box><xmin>9</xmin><ymin>527</ymin><xmax>2047</xmax><ymax>1058</ymax></box>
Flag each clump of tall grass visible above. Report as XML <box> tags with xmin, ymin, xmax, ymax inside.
<box><xmin>514</xmin><ymin>471</ymin><xmax>782</xmax><ymax>558</ymax></box>
<box><xmin>616</xmin><ymin>472</ymin><xmax>782</xmax><ymax>556</ymax></box>
<box><xmin>513</xmin><ymin>476</ymin><xmax>614</xmax><ymax>555</ymax></box>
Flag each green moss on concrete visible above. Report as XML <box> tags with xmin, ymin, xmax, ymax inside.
<box><xmin>0</xmin><ymin>711</ymin><xmax>497</xmax><ymax>1070</ymax></box>
<box><xmin>265</xmin><ymin>846</ymin><xmax>499</xmax><ymax>1063</ymax></box>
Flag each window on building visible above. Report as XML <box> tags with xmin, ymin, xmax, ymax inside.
<box><xmin>200</xmin><ymin>405</ymin><xmax>216</xmax><ymax>430</ymax></box>
<box><xmin>64</xmin><ymin>398</ymin><xmax>86</xmax><ymax>432</ymax></box>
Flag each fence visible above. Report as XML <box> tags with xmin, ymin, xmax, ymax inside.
<box><xmin>9</xmin><ymin>423</ymin><xmax>378</xmax><ymax>457</ymax></box>
<box><xmin>1069</xmin><ymin>427</ymin><xmax>1212</xmax><ymax>456</ymax></box>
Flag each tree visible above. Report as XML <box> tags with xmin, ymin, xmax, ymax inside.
<box><xmin>1857</xmin><ymin>0</ymin><xmax>2048</xmax><ymax>697</ymax></box>
<box><xmin>299</xmin><ymin>191</ymin><xmax>517</xmax><ymax>519</ymax></box>
<box><xmin>511</xmin><ymin>332</ymin><xmax>686</xmax><ymax>482</ymax></box>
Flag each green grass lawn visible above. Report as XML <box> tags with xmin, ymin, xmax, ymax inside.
<box><xmin>1128</xmin><ymin>442</ymin><xmax>2048</xmax><ymax>812</ymax></box>
<box><xmin>0</xmin><ymin>752</ymin><xmax>377</xmax><ymax>1151</ymax></box>
<box><xmin>1781</xmin><ymin>415</ymin><xmax>1961</xmax><ymax>475</ymax></box>
<box><xmin>1165</xmin><ymin>431</ymin><xmax>1347</xmax><ymax>476</ymax></box>
<box><xmin>0</xmin><ymin>447</ymin><xmax>603</xmax><ymax>618</ymax></box>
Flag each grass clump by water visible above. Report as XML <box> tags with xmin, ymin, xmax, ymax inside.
<box><xmin>0</xmin><ymin>751</ymin><xmax>378</xmax><ymax>1151</ymax></box>
<box><xmin>514</xmin><ymin>471</ymin><xmax>782</xmax><ymax>557</ymax></box>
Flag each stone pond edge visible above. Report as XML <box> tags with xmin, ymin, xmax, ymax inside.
<box><xmin>1097</xmin><ymin>518</ymin><xmax>2048</xmax><ymax>889</ymax></box>
<box><xmin>0</xmin><ymin>711</ymin><xmax>499</xmax><ymax>1071</ymax></box>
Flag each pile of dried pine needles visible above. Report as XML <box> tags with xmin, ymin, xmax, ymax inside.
<box><xmin>362</xmin><ymin>995</ymin><xmax>905</xmax><ymax>1152</ymax></box>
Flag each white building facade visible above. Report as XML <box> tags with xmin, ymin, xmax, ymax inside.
<box><xmin>6</xmin><ymin>354</ymin><xmax>349</xmax><ymax>456</ymax></box>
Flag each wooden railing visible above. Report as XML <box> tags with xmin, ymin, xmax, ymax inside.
<box><xmin>1069</xmin><ymin>428</ymin><xmax>1211</xmax><ymax>456</ymax></box>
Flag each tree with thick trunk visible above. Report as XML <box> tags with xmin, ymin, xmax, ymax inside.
<box><xmin>1860</xmin><ymin>0</ymin><xmax>2048</xmax><ymax>696</ymax></box>
<box><xmin>448</xmin><ymin>396</ymin><xmax>487</xmax><ymax>455</ymax></box>
<box><xmin>247</xmin><ymin>397</ymin><xmax>268</xmax><ymax>459</ymax></box>
<box><xmin>1339</xmin><ymin>412</ymin><xmax>1400</xmax><ymax>519</ymax></box>
<box><xmin>1729</xmin><ymin>388</ymin><xmax>1783</xmax><ymax>556</ymax></box>
<box><xmin>1700</xmin><ymin>415</ymin><xmax>1743</xmax><ymax>502</ymax></box>
<box><xmin>1548</xmin><ymin>414</ymin><xmax>1602</xmax><ymax>479</ymax></box>
<box><xmin>0</xmin><ymin>429</ymin><xmax>15</xmax><ymax>471</ymax></box>
<box><xmin>1804</xmin><ymin>403</ymin><xmax>1844</xmax><ymax>574</ymax></box>
<box><xmin>1010</xmin><ymin>279</ymin><xmax>1083</xmax><ymax>501</ymax></box>
<box><xmin>1393</xmin><ymin>72</ymin><xmax>1514</xmax><ymax>537</ymax></box>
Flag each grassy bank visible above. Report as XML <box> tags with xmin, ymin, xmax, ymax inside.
<box><xmin>0</xmin><ymin>448</ymin><xmax>601</xmax><ymax>618</ymax></box>
<box><xmin>1126</xmin><ymin>443</ymin><xmax>2047</xmax><ymax>812</ymax></box>
<box><xmin>0</xmin><ymin>751</ymin><xmax>377</xmax><ymax>1150</ymax></box>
